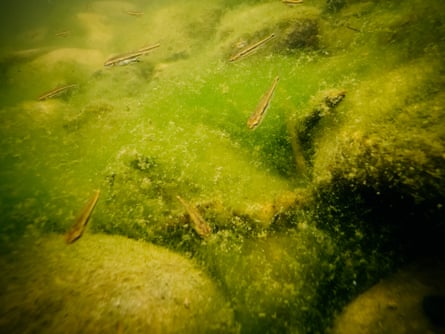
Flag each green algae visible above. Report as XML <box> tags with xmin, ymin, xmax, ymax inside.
<box><xmin>197</xmin><ymin>225</ymin><xmax>337</xmax><ymax>333</ymax></box>
<box><xmin>329</xmin><ymin>258</ymin><xmax>445</xmax><ymax>334</ymax></box>
<box><xmin>0</xmin><ymin>233</ymin><xmax>236</xmax><ymax>333</ymax></box>
<box><xmin>0</xmin><ymin>0</ymin><xmax>445</xmax><ymax>333</ymax></box>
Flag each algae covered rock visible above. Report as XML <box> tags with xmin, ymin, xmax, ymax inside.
<box><xmin>311</xmin><ymin>59</ymin><xmax>445</xmax><ymax>244</ymax></box>
<box><xmin>198</xmin><ymin>225</ymin><xmax>338</xmax><ymax>333</ymax></box>
<box><xmin>0</xmin><ymin>233</ymin><xmax>236</xmax><ymax>333</ymax></box>
<box><xmin>216</xmin><ymin>2</ymin><xmax>321</xmax><ymax>59</ymax></box>
<box><xmin>329</xmin><ymin>259</ymin><xmax>445</xmax><ymax>334</ymax></box>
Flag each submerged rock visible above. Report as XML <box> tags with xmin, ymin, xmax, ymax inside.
<box><xmin>311</xmin><ymin>59</ymin><xmax>445</xmax><ymax>255</ymax></box>
<box><xmin>198</xmin><ymin>225</ymin><xmax>338</xmax><ymax>333</ymax></box>
<box><xmin>0</xmin><ymin>233</ymin><xmax>236</xmax><ymax>333</ymax></box>
<box><xmin>329</xmin><ymin>259</ymin><xmax>445</xmax><ymax>334</ymax></box>
<box><xmin>278</xmin><ymin>17</ymin><xmax>320</xmax><ymax>51</ymax></box>
<box><xmin>216</xmin><ymin>2</ymin><xmax>321</xmax><ymax>59</ymax></box>
<box><xmin>295</xmin><ymin>88</ymin><xmax>346</xmax><ymax>166</ymax></box>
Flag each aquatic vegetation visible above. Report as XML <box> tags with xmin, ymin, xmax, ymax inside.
<box><xmin>0</xmin><ymin>0</ymin><xmax>444</xmax><ymax>333</ymax></box>
<box><xmin>330</xmin><ymin>259</ymin><xmax>445</xmax><ymax>333</ymax></box>
<box><xmin>198</xmin><ymin>225</ymin><xmax>338</xmax><ymax>333</ymax></box>
<box><xmin>294</xmin><ymin>88</ymin><xmax>347</xmax><ymax>167</ymax></box>
<box><xmin>0</xmin><ymin>234</ymin><xmax>237</xmax><ymax>333</ymax></box>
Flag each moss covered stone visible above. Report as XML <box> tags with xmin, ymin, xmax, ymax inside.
<box><xmin>0</xmin><ymin>233</ymin><xmax>236</xmax><ymax>333</ymax></box>
<box><xmin>329</xmin><ymin>259</ymin><xmax>445</xmax><ymax>334</ymax></box>
<box><xmin>197</xmin><ymin>225</ymin><xmax>338</xmax><ymax>333</ymax></box>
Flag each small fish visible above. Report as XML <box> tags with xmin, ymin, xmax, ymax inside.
<box><xmin>282</xmin><ymin>0</ymin><xmax>304</xmax><ymax>5</ymax></box>
<box><xmin>104</xmin><ymin>43</ymin><xmax>160</xmax><ymax>67</ymax></box>
<box><xmin>124</xmin><ymin>10</ymin><xmax>144</xmax><ymax>17</ymax></box>
<box><xmin>229</xmin><ymin>33</ymin><xmax>275</xmax><ymax>62</ymax></box>
<box><xmin>137</xmin><ymin>44</ymin><xmax>161</xmax><ymax>53</ymax></box>
<box><xmin>345</xmin><ymin>25</ymin><xmax>361</xmax><ymax>32</ymax></box>
<box><xmin>55</xmin><ymin>30</ymin><xmax>71</xmax><ymax>38</ymax></box>
<box><xmin>247</xmin><ymin>76</ymin><xmax>280</xmax><ymax>129</ymax></box>
<box><xmin>176</xmin><ymin>195</ymin><xmax>212</xmax><ymax>239</ymax></box>
<box><xmin>65</xmin><ymin>190</ymin><xmax>101</xmax><ymax>244</ymax></box>
<box><xmin>38</xmin><ymin>84</ymin><xmax>77</xmax><ymax>101</ymax></box>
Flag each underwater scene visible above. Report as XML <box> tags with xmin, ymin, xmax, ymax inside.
<box><xmin>1</xmin><ymin>0</ymin><xmax>445</xmax><ymax>332</ymax></box>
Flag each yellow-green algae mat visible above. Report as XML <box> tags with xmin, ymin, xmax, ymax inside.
<box><xmin>0</xmin><ymin>233</ymin><xmax>235</xmax><ymax>333</ymax></box>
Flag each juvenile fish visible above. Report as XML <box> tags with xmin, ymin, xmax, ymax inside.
<box><xmin>104</xmin><ymin>43</ymin><xmax>160</xmax><ymax>67</ymax></box>
<box><xmin>229</xmin><ymin>33</ymin><xmax>275</xmax><ymax>62</ymax></box>
<box><xmin>282</xmin><ymin>0</ymin><xmax>304</xmax><ymax>5</ymax></box>
<box><xmin>176</xmin><ymin>195</ymin><xmax>212</xmax><ymax>239</ymax></box>
<box><xmin>38</xmin><ymin>84</ymin><xmax>77</xmax><ymax>101</ymax></box>
<box><xmin>247</xmin><ymin>76</ymin><xmax>280</xmax><ymax>129</ymax></box>
<box><xmin>55</xmin><ymin>30</ymin><xmax>71</xmax><ymax>38</ymax></box>
<box><xmin>65</xmin><ymin>190</ymin><xmax>101</xmax><ymax>244</ymax></box>
<box><xmin>124</xmin><ymin>10</ymin><xmax>144</xmax><ymax>16</ymax></box>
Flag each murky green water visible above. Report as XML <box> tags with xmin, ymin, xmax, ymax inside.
<box><xmin>1</xmin><ymin>0</ymin><xmax>445</xmax><ymax>333</ymax></box>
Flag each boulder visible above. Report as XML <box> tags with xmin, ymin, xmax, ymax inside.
<box><xmin>0</xmin><ymin>233</ymin><xmax>236</xmax><ymax>333</ymax></box>
<box><xmin>329</xmin><ymin>259</ymin><xmax>445</xmax><ymax>334</ymax></box>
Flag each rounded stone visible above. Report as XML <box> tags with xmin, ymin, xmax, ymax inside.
<box><xmin>329</xmin><ymin>259</ymin><xmax>445</xmax><ymax>334</ymax></box>
<box><xmin>0</xmin><ymin>233</ymin><xmax>235</xmax><ymax>333</ymax></box>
